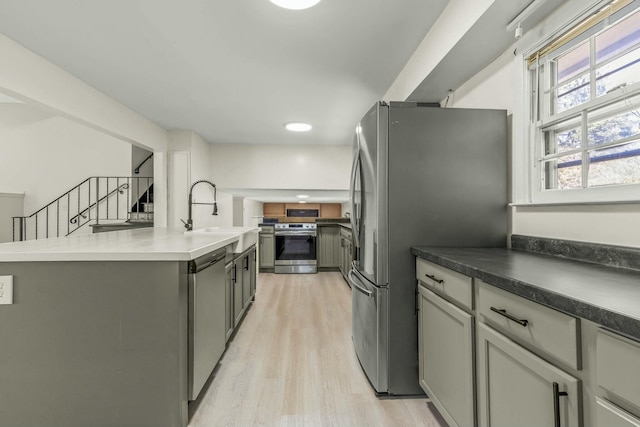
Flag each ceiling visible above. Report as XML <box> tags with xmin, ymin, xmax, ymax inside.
<box><xmin>0</xmin><ymin>0</ymin><xmax>449</xmax><ymax>147</ymax></box>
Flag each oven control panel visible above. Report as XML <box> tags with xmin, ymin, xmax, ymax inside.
<box><xmin>275</xmin><ymin>223</ymin><xmax>317</xmax><ymax>230</ymax></box>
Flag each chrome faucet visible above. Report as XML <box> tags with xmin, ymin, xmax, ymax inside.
<box><xmin>182</xmin><ymin>180</ymin><xmax>218</xmax><ymax>231</ymax></box>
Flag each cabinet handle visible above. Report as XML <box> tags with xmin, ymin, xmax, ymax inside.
<box><xmin>490</xmin><ymin>307</ymin><xmax>529</xmax><ymax>327</ymax></box>
<box><xmin>424</xmin><ymin>273</ymin><xmax>444</xmax><ymax>284</ymax></box>
<box><xmin>553</xmin><ymin>382</ymin><xmax>569</xmax><ymax>427</ymax></box>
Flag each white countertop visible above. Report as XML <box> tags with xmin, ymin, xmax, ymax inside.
<box><xmin>0</xmin><ymin>227</ymin><xmax>257</xmax><ymax>262</ymax></box>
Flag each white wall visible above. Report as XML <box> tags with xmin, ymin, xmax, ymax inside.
<box><xmin>209</xmin><ymin>143</ymin><xmax>351</xmax><ymax>190</ymax></box>
<box><xmin>443</xmin><ymin>49</ymin><xmax>515</xmax><ymax>113</ymax></box>
<box><xmin>232</xmin><ymin>197</ymin><xmax>243</xmax><ymax>226</ymax></box>
<box><xmin>341</xmin><ymin>202</ymin><xmax>350</xmax><ymax>217</ymax></box>
<box><xmin>0</xmin><ymin>33</ymin><xmax>169</xmax><ymax>227</ymax></box>
<box><xmin>0</xmin><ymin>111</ymin><xmax>131</xmax><ymax>214</ymax></box>
<box><xmin>512</xmin><ymin>204</ymin><xmax>640</xmax><ymax>247</ymax></box>
<box><xmin>132</xmin><ymin>145</ymin><xmax>153</xmax><ymax>177</ymax></box>
<box><xmin>167</xmin><ymin>131</ymin><xmax>232</xmax><ymax>230</ymax></box>
<box><xmin>0</xmin><ymin>192</ymin><xmax>24</xmax><ymax>243</ymax></box>
<box><xmin>243</xmin><ymin>199</ymin><xmax>264</xmax><ymax>229</ymax></box>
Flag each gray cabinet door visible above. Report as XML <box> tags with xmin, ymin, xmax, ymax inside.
<box><xmin>233</xmin><ymin>258</ymin><xmax>244</xmax><ymax>327</ymax></box>
<box><xmin>418</xmin><ymin>285</ymin><xmax>474</xmax><ymax>427</ymax></box>
<box><xmin>477</xmin><ymin>323</ymin><xmax>581</xmax><ymax>427</ymax></box>
<box><xmin>249</xmin><ymin>247</ymin><xmax>256</xmax><ymax>298</ymax></box>
<box><xmin>242</xmin><ymin>252</ymin><xmax>251</xmax><ymax>309</ymax></box>
<box><xmin>339</xmin><ymin>236</ymin><xmax>347</xmax><ymax>277</ymax></box>
<box><xmin>259</xmin><ymin>234</ymin><xmax>274</xmax><ymax>268</ymax></box>
<box><xmin>225</xmin><ymin>262</ymin><xmax>234</xmax><ymax>342</ymax></box>
<box><xmin>318</xmin><ymin>226</ymin><xmax>340</xmax><ymax>268</ymax></box>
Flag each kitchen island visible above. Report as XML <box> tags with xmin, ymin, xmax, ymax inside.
<box><xmin>0</xmin><ymin>228</ymin><xmax>255</xmax><ymax>427</ymax></box>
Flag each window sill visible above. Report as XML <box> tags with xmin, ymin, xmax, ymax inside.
<box><xmin>510</xmin><ymin>200</ymin><xmax>640</xmax><ymax>207</ymax></box>
<box><xmin>515</xmin><ymin>182</ymin><xmax>640</xmax><ymax>206</ymax></box>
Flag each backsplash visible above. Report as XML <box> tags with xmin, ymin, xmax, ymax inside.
<box><xmin>511</xmin><ymin>234</ymin><xmax>640</xmax><ymax>272</ymax></box>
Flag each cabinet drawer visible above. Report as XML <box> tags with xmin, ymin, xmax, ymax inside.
<box><xmin>596</xmin><ymin>397</ymin><xmax>640</xmax><ymax>427</ymax></box>
<box><xmin>416</xmin><ymin>258</ymin><xmax>473</xmax><ymax>310</ymax></box>
<box><xmin>597</xmin><ymin>329</ymin><xmax>640</xmax><ymax>409</ymax></box>
<box><xmin>478</xmin><ymin>281</ymin><xmax>580</xmax><ymax>370</ymax></box>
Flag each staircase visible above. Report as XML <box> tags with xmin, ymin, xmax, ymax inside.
<box><xmin>12</xmin><ymin>176</ymin><xmax>154</xmax><ymax>241</ymax></box>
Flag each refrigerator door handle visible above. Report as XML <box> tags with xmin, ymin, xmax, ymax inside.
<box><xmin>349</xmin><ymin>270</ymin><xmax>373</xmax><ymax>297</ymax></box>
<box><xmin>349</xmin><ymin>152</ymin><xmax>360</xmax><ymax>238</ymax></box>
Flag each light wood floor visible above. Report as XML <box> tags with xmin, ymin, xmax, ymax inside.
<box><xmin>188</xmin><ymin>272</ymin><xmax>446</xmax><ymax>427</ymax></box>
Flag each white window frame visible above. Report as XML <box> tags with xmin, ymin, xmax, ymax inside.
<box><xmin>517</xmin><ymin>0</ymin><xmax>640</xmax><ymax>205</ymax></box>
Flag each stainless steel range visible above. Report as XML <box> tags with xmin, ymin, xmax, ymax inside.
<box><xmin>274</xmin><ymin>223</ymin><xmax>317</xmax><ymax>274</ymax></box>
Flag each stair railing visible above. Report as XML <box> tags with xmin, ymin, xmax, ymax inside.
<box><xmin>134</xmin><ymin>153</ymin><xmax>153</xmax><ymax>174</ymax></box>
<box><xmin>12</xmin><ymin>176</ymin><xmax>153</xmax><ymax>241</ymax></box>
<box><xmin>69</xmin><ymin>182</ymin><xmax>130</xmax><ymax>225</ymax></box>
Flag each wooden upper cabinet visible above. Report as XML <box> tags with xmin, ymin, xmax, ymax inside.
<box><xmin>320</xmin><ymin>203</ymin><xmax>342</xmax><ymax>218</ymax></box>
<box><xmin>263</xmin><ymin>203</ymin><xmax>285</xmax><ymax>217</ymax></box>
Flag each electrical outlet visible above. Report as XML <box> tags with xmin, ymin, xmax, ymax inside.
<box><xmin>0</xmin><ymin>275</ymin><xmax>13</xmax><ymax>305</ymax></box>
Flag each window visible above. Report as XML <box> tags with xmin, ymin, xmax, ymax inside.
<box><xmin>528</xmin><ymin>1</ymin><xmax>640</xmax><ymax>202</ymax></box>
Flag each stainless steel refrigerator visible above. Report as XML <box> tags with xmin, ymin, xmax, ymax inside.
<box><xmin>348</xmin><ymin>101</ymin><xmax>507</xmax><ymax>395</ymax></box>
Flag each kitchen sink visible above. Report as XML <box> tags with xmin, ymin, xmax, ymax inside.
<box><xmin>189</xmin><ymin>227</ymin><xmax>259</xmax><ymax>253</ymax></box>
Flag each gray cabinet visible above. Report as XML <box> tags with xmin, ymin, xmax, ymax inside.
<box><xmin>476</xmin><ymin>280</ymin><xmax>582</xmax><ymax>427</ymax></box>
<box><xmin>339</xmin><ymin>227</ymin><xmax>352</xmax><ymax>281</ymax></box>
<box><xmin>418</xmin><ymin>285</ymin><xmax>474</xmax><ymax>427</ymax></box>
<box><xmin>241</xmin><ymin>247</ymin><xmax>255</xmax><ymax>310</ymax></box>
<box><xmin>259</xmin><ymin>226</ymin><xmax>274</xmax><ymax>271</ymax></box>
<box><xmin>596</xmin><ymin>329</ymin><xmax>640</xmax><ymax>426</ymax></box>
<box><xmin>415</xmin><ymin>253</ymin><xmax>640</xmax><ymax>427</ymax></box>
<box><xmin>226</xmin><ymin>245</ymin><xmax>256</xmax><ymax>343</ymax></box>
<box><xmin>596</xmin><ymin>397</ymin><xmax>640</xmax><ymax>427</ymax></box>
<box><xmin>416</xmin><ymin>259</ymin><xmax>475</xmax><ymax>427</ymax></box>
<box><xmin>318</xmin><ymin>225</ymin><xmax>340</xmax><ymax>269</ymax></box>
<box><xmin>232</xmin><ymin>255</ymin><xmax>244</xmax><ymax>327</ymax></box>
<box><xmin>477</xmin><ymin>323</ymin><xmax>581</xmax><ymax>427</ymax></box>
<box><xmin>249</xmin><ymin>247</ymin><xmax>256</xmax><ymax>299</ymax></box>
<box><xmin>225</xmin><ymin>261</ymin><xmax>234</xmax><ymax>342</ymax></box>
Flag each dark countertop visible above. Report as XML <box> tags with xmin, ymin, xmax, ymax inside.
<box><xmin>412</xmin><ymin>246</ymin><xmax>640</xmax><ymax>341</ymax></box>
<box><xmin>314</xmin><ymin>218</ymin><xmax>350</xmax><ymax>224</ymax></box>
<box><xmin>317</xmin><ymin>222</ymin><xmax>352</xmax><ymax>230</ymax></box>
<box><xmin>259</xmin><ymin>219</ymin><xmax>351</xmax><ymax>229</ymax></box>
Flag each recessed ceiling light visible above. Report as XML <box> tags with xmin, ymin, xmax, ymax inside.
<box><xmin>269</xmin><ymin>0</ymin><xmax>321</xmax><ymax>10</ymax></box>
<box><xmin>298</xmin><ymin>200</ymin><xmax>307</xmax><ymax>204</ymax></box>
<box><xmin>296</xmin><ymin>194</ymin><xmax>310</xmax><ymax>199</ymax></box>
<box><xmin>285</xmin><ymin>122</ymin><xmax>312</xmax><ymax>132</ymax></box>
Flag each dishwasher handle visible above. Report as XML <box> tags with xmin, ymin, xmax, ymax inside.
<box><xmin>189</xmin><ymin>248</ymin><xmax>226</xmax><ymax>273</ymax></box>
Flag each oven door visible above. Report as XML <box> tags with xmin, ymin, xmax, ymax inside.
<box><xmin>274</xmin><ymin>230</ymin><xmax>317</xmax><ymax>273</ymax></box>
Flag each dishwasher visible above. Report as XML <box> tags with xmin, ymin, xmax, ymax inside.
<box><xmin>188</xmin><ymin>247</ymin><xmax>226</xmax><ymax>401</ymax></box>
